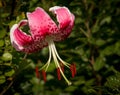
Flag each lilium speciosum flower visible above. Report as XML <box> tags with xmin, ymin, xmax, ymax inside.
<box><xmin>10</xmin><ymin>6</ymin><xmax>76</xmax><ymax>85</ymax></box>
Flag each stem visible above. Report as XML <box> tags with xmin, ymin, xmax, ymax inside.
<box><xmin>89</xmin><ymin>55</ymin><xmax>102</xmax><ymax>95</ymax></box>
<box><xmin>80</xmin><ymin>28</ymin><xmax>89</xmax><ymax>38</ymax></box>
<box><xmin>82</xmin><ymin>0</ymin><xmax>92</xmax><ymax>38</ymax></box>
<box><xmin>82</xmin><ymin>1</ymin><xmax>102</xmax><ymax>94</ymax></box>
<box><xmin>0</xmin><ymin>81</ymin><xmax>13</xmax><ymax>95</ymax></box>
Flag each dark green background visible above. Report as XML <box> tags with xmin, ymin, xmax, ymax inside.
<box><xmin>0</xmin><ymin>0</ymin><xmax>120</xmax><ymax>95</ymax></box>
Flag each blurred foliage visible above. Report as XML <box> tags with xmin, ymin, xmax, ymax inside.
<box><xmin>0</xmin><ymin>0</ymin><xmax>120</xmax><ymax>95</ymax></box>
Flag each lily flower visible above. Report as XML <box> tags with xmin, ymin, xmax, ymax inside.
<box><xmin>10</xmin><ymin>6</ymin><xmax>75</xmax><ymax>85</ymax></box>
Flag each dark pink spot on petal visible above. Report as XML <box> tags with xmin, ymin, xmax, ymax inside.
<box><xmin>27</xmin><ymin>7</ymin><xmax>58</xmax><ymax>39</ymax></box>
<box><xmin>50</xmin><ymin>6</ymin><xmax>75</xmax><ymax>41</ymax></box>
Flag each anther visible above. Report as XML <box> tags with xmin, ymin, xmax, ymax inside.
<box><xmin>42</xmin><ymin>70</ymin><xmax>46</xmax><ymax>82</ymax></box>
<box><xmin>35</xmin><ymin>66</ymin><xmax>40</xmax><ymax>78</ymax></box>
<box><xmin>70</xmin><ymin>64</ymin><xmax>75</xmax><ymax>78</ymax></box>
<box><xmin>57</xmin><ymin>68</ymin><xmax>61</xmax><ymax>80</ymax></box>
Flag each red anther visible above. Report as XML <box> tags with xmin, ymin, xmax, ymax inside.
<box><xmin>42</xmin><ymin>70</ymin><xmax>46</xmax><ymax>82</ymax></box>
<box><xmin>57</xmin><ymin>68</ymin><xmax>61</xmax><ymax>80</ymax></box>
<box><xmin>73</xmin><ymin>63</ymin><xmax>76</xmax><ymax>75</ymax></box>
<box><xmin>70</xmin><ymin>64</ymin><xmax>75</xmax><ymax>78</ymax></box>
<box><xmin>35</xmin><ymin>66</ymin><xmax>40</xmax><ymax>78</ymax></box>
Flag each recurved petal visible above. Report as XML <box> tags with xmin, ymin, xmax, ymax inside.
<box><xmin>49</xmin><ymin>6</ymin><xmax>75</xmax><ymax>41</ymax></box>
<box><xmin>10</xmin><ymin>20</ymin><xmax>34</xmax><ymax>52</ymax></box>
<box><xmin>10</xmin><ymin>24</ymin><xmax>24</xmax><ymax>51</ymax></box>
<box><xmin>27</xmin><ymin>7</ymin><xmax>58</xmax><ymax>40</ymax></box>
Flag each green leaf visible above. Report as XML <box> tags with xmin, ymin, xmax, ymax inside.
<box><xmin>91</xmin><ymin>20</ymin><xmax>100</xmax><ymax>33</ymax></box>
<box><xmin>47</xmin><ymin>61</ymin><xmax>56</xmax><ymax>72</ymax></box>
<box><xmin>105</xmin><ymin>71</ymin><xmax>120</xmax><ymax>94</ymax></box>
<box><xmin>1</xmin><ymin>13</ymin><xmax>9</xmax><ymax>18</ymax></box>
<box><xmin>93</xmin><ymin>57</ymin><xmax>105</xmax><ymax>71</ymax></box>
<box><xmin>65</xmin><ymin>85</ymin><xmax>77</xmax><ymax>92</ymax></box>
<box><xmin>95</xmin><ymin>39</ymin><xmax>106</xmax><ymax>46</ymax></box>
<box><xmin>2</xmin><ymin>52</ymin><xmax>12</xmax><ymax>61</ymax></box>
<box><xmin>100</xmin><ymin>16</ymin><xmax>111</xmax><ymax>25</ymax></box>
<box><xmin>0</xmin><ymin>40</ymin><xmax>4</xmax><ymax>47</ymax></box>
<box><xmin>0</xmin><ymin>75</ymin><xmax>6</xmax><ymax>84</ymax></box>
<box><xmin>101</xmin><ymin>45</ymin><xmax>114</xmax><ymax>56</ymax></box>
<box><xmin>74</xmin><ymin>76</ymin><xmax>85</xmax><ymax>85</ymax></box>
<box><xmin>0</xmin><ymin>29</ymin><xmax>6</xmax><ymax>38</ymax></box>
<box><xmin>4</xmin><ymin>69</ymin><xmax>15</xmax><ymax>77</ymax></box>
<box><xmin>14</xmin><ymin>93</ymin><xmax>21</xmax><ymax>95</ymax></box>
<box><xmin>85</xmin><ymin>79</ymin><xmax>95</xmax><ymax>86</ymax></box>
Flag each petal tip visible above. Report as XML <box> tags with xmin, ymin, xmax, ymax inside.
<box><xmin>10</xmin><ymin>24</ymin><xmax>18</xmax><ymax>43</ymax></box>
<box><xmin>10</xmin><ymin>24</ymin><xmax>24</xmax><ymax>51</ymax></box>
<box><xmin>49</xmin><ymin>6</ymin><xmax>61</xmax><ymax>12</ymax></box>
<box><xmin>18</xmin><ymin>20</ymin><xmax>28</xmax><ymax>27</ymax></box>
<box><xmin>49</xmin><ymin>6</ymin><xmax>68</xmax><ymax>12</ymax></box>
<box><xmin>26</xmin><ymin>12</ymin><xmax>31</xmax><ymax>16</ymax></box>
<box><xmin>35</xmin><ymin>7</ymin><xmax>41</xmax><ymax>10</ymax></box>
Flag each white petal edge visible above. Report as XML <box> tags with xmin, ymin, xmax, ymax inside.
<box><xmin>49</xmin><ymin>6</ymin><xmax>71</xmax><ymax>15</ymax></box>
<box><xmin>10</xmin><ymin>24</ymin><xmax>24</xmax><ymax>51</ymax></box>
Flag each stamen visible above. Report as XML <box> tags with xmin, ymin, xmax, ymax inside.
<box><xmin>70</xmin><ymin>65</ymin><xmax>74</xmax><ymax>78</ymax></box>
<box><xmin>35</xmin><ymin>66</ymin><xmax>40</xmax><ymax>78</ymax></box>
<box><xmin>42</xmin><ymin>70</ymin><xmax>46</xmax><ymax>82</ymax></box>
<box><xmin>40</xmin><ymin>44</ymin><xmax>52</xmax><ymax>71</ymax></box>
<box><xmin>43</xmin><ymin>37</ymin><xmax>74</xmax><ymax>85</ymax></box>
<box><xmin>45</xmin><ymin>45</ymin><xmax>52</xmax><ymax>71</ymax></box>
<box><xmin>57</xmin><ymin>68</ymin><xmax>61</xmax><ymax>80</ymax></box>
<box><xmin>52</xmin><ymin>42</ymin><xmax>70</xmax><ymax>68</ymax></box>
<box><xmin>70</xmin><ymin>64</ymin><xmax>77</xmax><ymax>78</ymax></box>
<box><xmin>49</xmin><ymin>39</ymin><xmax>72</xmax><ymax>85</ymax></box>
<box><xmin>73</xmin><ymin>63</ymin><xmax>76</xmax><ymax>75</ymax></box>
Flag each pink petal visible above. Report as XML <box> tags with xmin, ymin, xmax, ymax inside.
<box><xmin>27</xmin><ymin>7</ymin><xmax>58</xmax><ymax>41</ymax></box>
<box><xmin>10</xmin><ymin>20</ymin><xmax>47</xmax><ymax>53</ymax></box>
<box><xmin>49</xmin><ymin>6</ymin><xmax>75</xmax><ymax>41</ymax></box>
<box><xmin>10</xmin><ymin>24</ymin><xmax>24</xmax><ymax>51</ymax></box>
<box><xmin>10</xmin><ymin>20</ymin><xmax>33</xmax><ymax>51</ymax></box>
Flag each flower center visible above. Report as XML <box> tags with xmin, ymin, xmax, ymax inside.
<box><xmin>39</xmin><ymin>36</ymin><xmax>76</xmax><ymax>85</ymax></box>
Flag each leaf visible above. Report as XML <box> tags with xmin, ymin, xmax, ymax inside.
<box><xmin>46</xmin><ymin>61</ymin><xmax>56</xmax><ymax>73</ymax></box>
<box><xmin>100</xmin><ymin>16</ymin><xmax>111</xmax><ymax>25</ymax></box>
<box><xmin>65</xmin><ymin>85</ymin><xmax>77</xmax><ymax>92</ymax></box>
<box><xmin>105</xmin><ymin>71</ymin><xmax>120</xmax><ymax>94</ymax></box>
<box><xmin>93</xmin><ymin>56</ymin><xmax>106</xmax><ymax>71</ymax></box>
<box><xmin>4</xmin><ymin>69</ymin><xmax>15</xmax><ymax>77</ymax></box>
<box><xmin>0</xmin><ymin>29</ymin><xmax>6</xmax><ymax>38</ymax></box>
<box><xmin>91</xmin><ymin>20</ymin><xmax>100</xmax><ymax>33</ymax></box>
<box><xmin>0</xmin><ymin>75</ymin><xmax>6</xmax><ymax>84</ymax></box>
<box><xmin>101</xmin><ymin>45</ymin><xmax>114</xmax><ymax>56</ymax></box>
<box><xmin>2</xmin><ymin>52</ymin><xmax>12</xmax><ymax>61</ymax></box>
<box><xmin>74</xmin><ymin>76</ymin><xmax>85</xmax><ymax>85</ymax></box>
<box><xmin>95</xmin><ymin>39</ymin><xmax>106</xmax><ymax>46</ymax></box>
<box><xmin>0</xmin><ymin>40</ymin><xmax>4</xmax><ymax>47</ymax></box>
